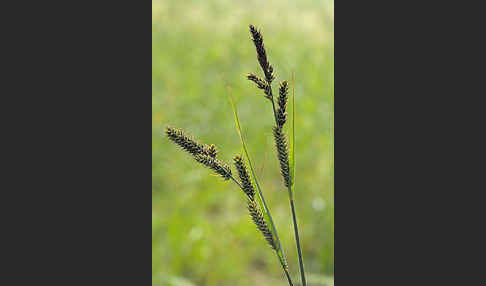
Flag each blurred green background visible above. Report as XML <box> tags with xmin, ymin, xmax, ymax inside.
<box><xmin>153</xmin><ymin>0</ymin><xmax>333</xmax><ymax>285</ymax></box>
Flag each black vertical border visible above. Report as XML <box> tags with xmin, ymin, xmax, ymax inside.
<box><xmin>12</xmin><ymin>1</ymin><xmax>154</xmax><ymax>284</ymax></box>
<box><xmin>335</xmin><ymin>1</ymin><xmax>481</xmax><ymax>285</ymax></box>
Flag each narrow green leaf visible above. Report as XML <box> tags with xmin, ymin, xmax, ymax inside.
<box><xmin>225</xmin><ymin>84</ymin><xmax>286</xmax><ymax>261</ymax></box>
<box><xmin>288</xmin><ymin>71</ymin><xmax>306</xmax><ymax>286</ymax></box>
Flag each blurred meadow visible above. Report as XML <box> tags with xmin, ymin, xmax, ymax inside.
<box><xmin>152</xmin><ymin>0</ymin><xmax>333</xmax><ymax>285</ymax></box>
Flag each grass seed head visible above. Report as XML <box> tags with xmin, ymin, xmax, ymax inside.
<box><xmin>249</xmin><ymin>24</ymin><xmax>275</xmax><ymax>83</ymax></box>
<box><xmin>247</xmin><ymin>200</ymin><xmax>277</xmax><ymax>250</ymax></box>
<box><xmin>233</xmin><ymin>154</ymin><xmax>255</xmax><ymax>200</ymax></box>
<box><xmin>276</xmin><ymin>80</ymin><xmax>289</xmax><ymax>128</ymax></box>
<box><xmin>194</xmin><ymin>154</ymin><xmax>232</xmax><ymax>180</ymax></box>
<box><xmin>273</xmin><ymin>126</ymin><xmax>291</xmax><ymax>188</ymax></box>
<box><xmin>165</xmin><ymin>126</ymin><xmax>217</xmax><ymax>158</ymax></box>
<box><xmin>246</xmin><ymin>73</ymin><xmax>273</xmax><ymax>100</ymax></box>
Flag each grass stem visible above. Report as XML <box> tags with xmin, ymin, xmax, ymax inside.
<box><xmin>288</xmin><ymin>190</ymin><xmax>306</xmax><ymax>286</ymax></box>
<box><xmin>284</xmin><ymin>267</ymin><xmax>294</xmax><ymax>286</ymax></box>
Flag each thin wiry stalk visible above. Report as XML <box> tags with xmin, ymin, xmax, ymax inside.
<box><xmin>289</xmin><ymin>72</ymin><xmax>306</xmax><ymax>286</ymax></box>
<box><xmin>288</xmin><ymin>192</ymin><xmax>305</xmax><ymax>286</ymax></box>
<box><xmin>247</xmin><ymin>24</ymin><xmax>307</xmax><ymax>286</ymax></box>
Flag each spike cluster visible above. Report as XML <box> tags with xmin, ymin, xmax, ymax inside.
<box><xmin>194</xmin><ymin>154</ymin><xmax>232</xmax><ymax>180</ymax></box>
<box><xmin>246</xmin><ymin>26</ymin><xmax>292</xmax><ymax>191</ymax></box>
<box><xmin>273</xmin><ymin>126</ymin><xmax>291</xmax><ymax>188</ymax></box>
<box><xmin>166</xmin><ymin>126</ymin><xmax>277</xmax><ymax>250</ymax></box>
<box><xmin>233</xmin><ymin>154</ymin><xmax>255</xmax><ymax>200</ymax></box>
<box><xmin>276</xmin><ymin>81</ymin><xmax>289</xmax><ymax>129</ymax></box>
<box><xmin>248</xmin><ymin>200</ymin><xmax>277</xmax><ymax>250</ymax></box>
<box><xmin>165</xmin><ymin>126</ymin><xmax>217</xmax><ymax>158</ymax></box>
<box><xmin>249</xmin><ymin>24</ymin><xmax>275</xmax><ymax>84</ymax></box>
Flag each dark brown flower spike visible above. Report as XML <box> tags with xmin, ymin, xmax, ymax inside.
<box><xmin>233</xmin><ymin>154</ymin><xmax>255</xmax><ymax>200</ymax></box>
<box><xmin>246</xmin><ymin>73</ymin><xmax>267</xmax><ymax>90</ymax></box>
<box><xmin>248</xmin><ymin>199</ymin><xmax>277</xmax><ymax>250</ymax></box>
<box><xmin>249</xmin><ymin>24</ymin><xmax>275</xmax><ymax>83</ymax></box>
<box><xmin>246</xmin><ymin>72</ymin><xmax>273</xmax><ymax>100</ymax></box>
<box><xmin>273</xmin><ymin>126</ymin><xmax>291</xmax><ymax>188</ymax></box>
<box><xmin>276</xmin><ymin>80</ymin><xmax>289</xmax><ymax>129</ymax></box>
<box><xmin>165</xmin><ymin>126</ymin><xmax>217</xmax><ymax>158</ymax></box>
<box><xmin>194</xmin><ymin>154</ymin><xmax>232</xmax><ymax>180</ymax></box>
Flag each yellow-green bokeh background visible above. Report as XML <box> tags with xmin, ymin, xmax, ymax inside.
<box><xmin>153</xmin><ymin>0</ymin><xmax>333</xmax><ymax>285</ymax></box>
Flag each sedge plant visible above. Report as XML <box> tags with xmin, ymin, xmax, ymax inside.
<box><xmin>164</xmin><ymin>24</ymin><xmax>306</xmax><ymax>286</ymax></box>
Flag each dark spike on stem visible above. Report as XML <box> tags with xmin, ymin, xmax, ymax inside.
<box><xmin>233</xmin><ymin>154</ymin><xmax>255</xmax><ymax>200</ymax></box>
<box><xmin>246</xmin><ymin>73</ymin><xmax>273</xmax><ymax>100</ymax></box>
<box><xmin>249</xmin><ymin>24</ymin><xmax>275</xmax><ymax>83</ymax></box>
<box><xmin>248</xmin><ymin>200</ymin><xmax>277</xmax><ymax>250</ymax></box>
<box><xmin>276</xmin><ymin>109</ymin><xmax>287</xmax><ymax>129</ymax></box>
<box><xmin>278</xmin><ymin>81</ymin><xmax>289</xmax><ymax>110</ymax></box>
<box><xmin>165</xmin><ymin>126</ymin><xmax>216</xmax><ymax>158</ymax></box>
<box><xmin>273</xmin><ymin>126</ymin><xmax>291</xmax><ymax>188</ymax></box>
<box><xmin>194</xmin><ymin>154</ymin><xmax>232</xmax><ymax>180</ymax></box>
<box><xmin>246</xmin><ymin>73</ymin><xmax>267</xmax><ymax>90</ymax></box>
<box><xmin>276</xmin><ymin>80</ymin><xmax>289</xmax><ymax>128</ymax></box>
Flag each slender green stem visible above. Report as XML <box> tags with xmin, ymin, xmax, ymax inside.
<box><xmin>283</xmin><ymin>267</ymin><xmax>294</xmax><ymax>286</ymax></box>
<box><xmin>288</xmin><ymin>190</ymin><xmax>306</xmax><ymax>286</ymax></box>
<box><xmin>267</xmin><ymin>88</ymin><xmax>279</xmax><ymax>125</ymax></box>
